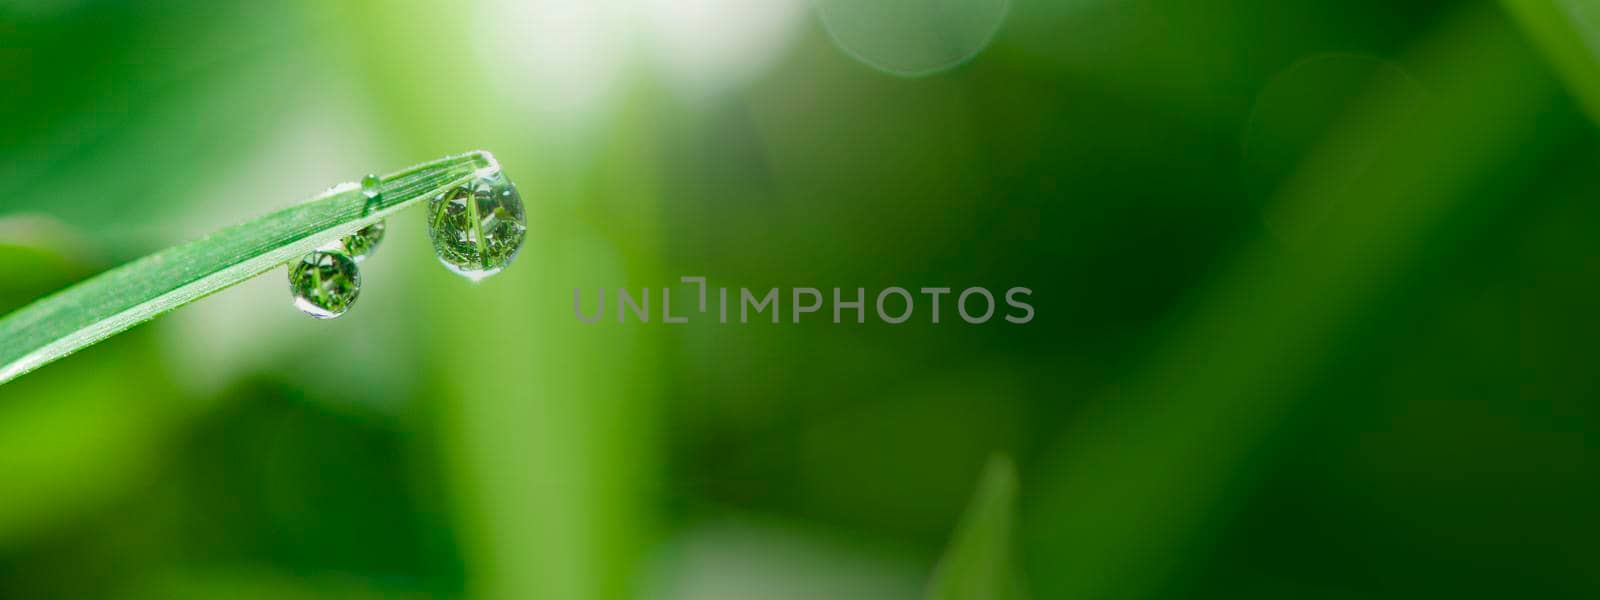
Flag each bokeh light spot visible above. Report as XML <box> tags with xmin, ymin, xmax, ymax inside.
<box><xmin>475</xmin><ymin>0</ymin><xmax>631</xmax><ymax>127</ymax></box>
<box><xmin>817</xmin><ymin>0</ymin><xmax>1010</xmax><ymax>77</ymax></box>
<box><xmin>641</xmin><ymin>0</ymin><xmax>809</xmax><ymax>100</ymax></box>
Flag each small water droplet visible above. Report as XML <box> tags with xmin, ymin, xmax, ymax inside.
<box><xmin>361</xmin><ymin>174</ymin><xmax>382</xmax><ymax>199</ymax></box>
<box><xmin>289</xmin><ymin>250</ymin><xmax>362</xmax><ymax>318</ymax></box>
<box><xmin>426</xmin><ymin>169</ymin><xmax>527</xmax><ymax>281</ymax></box>
<box><xmin>341</xmin><ymin>221</ymin><xmax>386</xmax><ymax>263</ymax></box>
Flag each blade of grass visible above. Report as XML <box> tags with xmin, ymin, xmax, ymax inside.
<box><xmin>1028</xmin><ymin>6</ymin><xmax>1572</xmax><ymax>598</ymax></box>
<box><xmin>1504</xmin><ymin>0</ymin><xmax>1600</xmax><ymax>122</ymax></box>
<box><xmin>926</xmin><ymin>455</ymin><xmax>1024</xmax><ymax>600</ymax></box>
<box><xmin>0</xmin><ymin>150</ymin><xmax>495</xmax><ymax>384</ymax></box>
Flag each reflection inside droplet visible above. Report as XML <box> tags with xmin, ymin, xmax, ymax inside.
<box><xmin>426</xmin><ymin>168</ymin><xmax>527</xmax><ymax>282</ymax></box>
<box><xmin>341</xmin><ymin>221</ymin><xmax>386</xmax><ymax>263</ymax></box>
<box><xmin>289</xmin><ymin>250</ymin><xmax>362</xmax><ymax>318</ymax></box>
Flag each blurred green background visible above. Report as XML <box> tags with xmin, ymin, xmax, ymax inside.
<box><xmin>3</xmin><ymin>0</ymin><xmax>1598</xmax><ymax>597</ymax></box>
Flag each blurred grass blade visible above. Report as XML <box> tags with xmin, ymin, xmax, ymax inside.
<box><xmin>0</xmin><ymin>151</ymin><xmax>495</xmax><ymax>384</ymax></box>
<box><xmin>926</xmin><ymin>455</ymin><xmax>1023</xmax><ymax>600</ymax></box>
<box><xmin>1029</xmin><ymin>6</ymin><xmax>1571</xmax><ymax>598</ymax></box>
<box><xmin>1505</xmin><ymin>0</ymin><xmax>1600</xmax><ymax>122</ymax></box>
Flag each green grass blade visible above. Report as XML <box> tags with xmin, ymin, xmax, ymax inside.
<box><xmin>1504</xmin><ymin>0</ymin><xmax>1600</xmax><ymax>122</ymax></box>
<box><xmin>926</xmin><ymin>455</ymin><xmax>1023</xmax><ymax>600</ymax></box>
<box><xmin>0</xmin><ymin>150</ymin><xmax>495</xmax><ymax>384</ymax></box>
<box><xmin>1028</xmin><ymin>6</ymin><xmax>1571</xmax><ymax>598</ymax></box>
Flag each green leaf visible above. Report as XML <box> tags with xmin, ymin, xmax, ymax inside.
<box><xmin>1504</xmin><ymin>0</ymin><xmax>1600</xmax><ymax>122</ymax></box>
<box><xmin>0</xmin><ymin>151</ymin><xmax>495</xmax><ymax>384</ymax></box>
<box><xmin>926</xmin><ymin>455</ymin><xmax>1024</xmax><ymax>600</ymax></box>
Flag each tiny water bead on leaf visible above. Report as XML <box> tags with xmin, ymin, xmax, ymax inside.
<box><xmin>339</xmin><ymin>221</ymin><xmax>386</xmax><ymax>262</ymax></box>
<box><xmin>360</xmin><ymin>173</ymin><xmax>382</xmax><ymax>199</ymax></box>
<box><xmin>426</xmin><ymin>169</ymin><xmax>527</xmax><ymax>282</ymax></box>
<box><xmin>329</xmin><ymin>174</ymin><xmax>386</xmax><ymax>262</ymax></box>
<box><xmin>289</xmin><ymin>250</ymin><xmax>362</xmax><ymax>319</ymax></box>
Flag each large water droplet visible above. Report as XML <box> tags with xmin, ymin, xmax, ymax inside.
<box><xmin>426</xmin><ymin>169</ymin><xmax>527</xmax><ymax>281</ymax></box>
<box><xmin>289</xmin><ymin>250</ymin><xmax>362</xmax><ymax>318</ymax></box>
<box><xmin>340</xmin><ymin>221</ymin><xmax>386</xmax><ymax>263</ymax></box>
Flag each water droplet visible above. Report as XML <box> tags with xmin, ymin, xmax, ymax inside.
<box><xmin>361</xmin><ymin>174</ymin><xmax>382</xmax><ymax>199</ymax></box>
<box><xmin>289</xmin><ymin>250</ymin><xmax>362</xmax><ymax>319</ymax></box>
<box><xmin>426</xmin><ymin>169</ymin><xmax>527</xmax><ymax>281</ymax></box>
<box><xmin>340</xmin><ymin>221</ymin><xmax>387</xmax><ymax>263</ymax></box>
